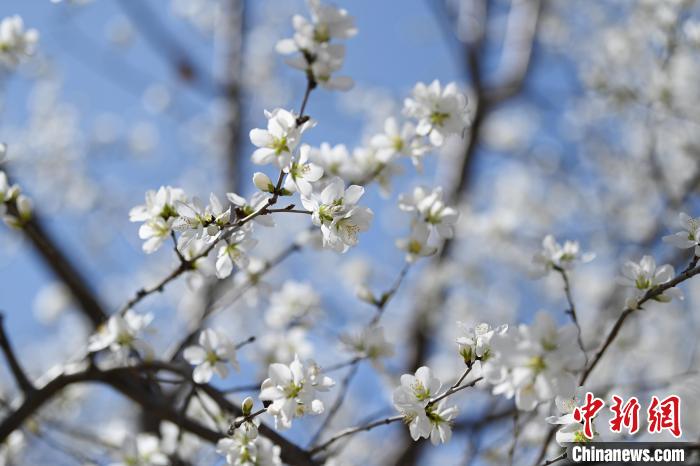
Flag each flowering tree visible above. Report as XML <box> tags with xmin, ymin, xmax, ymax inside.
<box><xmin>2</xmin><ymin>1</ymin><xmax>700</xmax><ymax>465</ymax></box>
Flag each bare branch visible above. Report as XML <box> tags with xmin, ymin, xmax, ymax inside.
<box><xmin>0</xmin><ymin>313</ymin><xmax>34</xmax><ymax>394</ymax></box>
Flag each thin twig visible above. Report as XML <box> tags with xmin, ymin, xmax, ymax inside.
<box><xmin>310</xmin><ymin>415</ymin><xmax>404</xmax><ymax>455</ymax></box>
<box><xmin>542</xmin><ymin>451</ymin><xmax>567</xmax><ymax>465</ymax></box>
<box><xmin>309</xmin><ymin>362</ymin><xmax>360</xmax><ymax>447</ymax></box>
<box><xmin>370</xmin><ymin>263</ymin><xmax>411</xmax><ymax>325</ymax></box>
<box><xmin>229</xmin><ymin>408</ymin><xmax>267</xmax><ymax>433</ymax></box>
<box><xmin>554</xmin><ymin>266</ymin><xmax>587</xmax><ymax>367</ymax></box>
<box><xmin>508</xmin><ymin>409</ymin><xmax>519</xmax><ymax>466</ymax></box>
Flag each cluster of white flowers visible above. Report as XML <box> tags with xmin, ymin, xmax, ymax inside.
<box><xmin>276</xmin><ymin>0</ymin><xmax>357</xmax><ymax>91</ymax></box>
<box><xmin>87</xmin><ymin>310</ymin><xmax>154</xmax><ymax>365</ymax></box>
<box><xmin>0</xmin><ymin>15</ymin><xmax>38</xmax><ymax>68</ymax></box>
<box><xmin>392</xmin><ymin>366</ymin><xmax>459</xmax><ymax>444</ymax></box>
<box><xmin>482</xmin><ymin>312</ymin><xmax>585</xmax><ymax>411</ymax></box>
<box><xmin>183</xmin><ymin>328</ymin><xmax>239</xmax><ymax>384</ymax></box>
<box><xmin>129</xmin><ymin>186</ymin><xmax>185</xmax><ymax>253</ymax></box>
<box><xmin>129</xmin><ymin>186</ymin><xmax>264</xmax><ymax>277</ymax></box>
<box><xmin>259</xmin><ymin>354</ymin><xmax>335</xmax><ymax>429</ymax></box>
<box><xmin>456</xmin><ymin>322</ymin><xmax>507</xmax><ymax>367</ymax></box>
<box><xmin>403</xmin><ymin>80</ymin><xmax>470</xmax><ymax>147</ymax></box>
<box><xmin>395</xmin><ymin>186</ymin><xmax>459</xmax><ymax>262</ymax></box>
<box><xmin>301</xmin><ymin>177</ymin><xmax>373</xmax><ymax>252</ymax></box>
<box><xmin>531</xmin><ymin>234</ymin><xmax>594</xmax><ymax>277</ymax></box>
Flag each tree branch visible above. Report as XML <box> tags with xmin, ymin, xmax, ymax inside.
<box><xmin>0</xmin><ymin>313</ymin><xmax>34</xmax><ymax>394</ymax></box>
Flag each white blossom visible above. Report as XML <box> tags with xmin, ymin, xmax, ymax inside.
<box><xmin>88</xmin><ymin>310</ymin><xmax>154</xmax><ymax>364</ymax></box>
<box><xmin>283</xmin><ymin>144</ymin><xmax>324</xmax><ymax>196</ymax></box>
<box><xmin>0</xmin><ymin>16</ymin><xmax>39</xmax><ymax>68</ymax></box>
<box><xmin>275</xmin><ymin>0</ymin><xmax>356</xmax><ymax>91</ymax></box>
<box><xmin>184</xmin><ymin>329</ymin><xmax>239</xmax><ymax>384</ymax></box>
<box><xmin>250</xmin><ymin>108</ymin><xmax>312</xmax><ymax>169</ymax></box>
<box><xmin>620</xmin><ymin>255</ymin><xmax>681</xmax><ymax>307</ymax></box>
<box><xmin>531</xmin><ymin>234</ymin><xmax>595</xmax><ymax>277</ymax></box>
<box><xmin>129</xmin><ymin>186</ymin><xmax>185</xmax><ymax>253</ymax></box>
<box><xmin>392</xmin><ymin>366</ymin><xmax>458</xmax><ymax>444</ymax></box>
<box><xmin>663</xmin><ymin>212</ymin><xmax>700</xmax><ymax>256</ymax></box>
<box><xmin>370</xmin><ymin>117</ymin><xmax>428</xmax><ymax>168</ymax></box>
<box><xmin>138</xmin><ymin>216</ymin><xmax>175</xmax><ymax>254</ymax></box>
<box><xmin>301</xmin><ymin>177</ymin><xmax>373</xmax><ymax>252</ymax></box>
<box><xmin>308</xmin><ymin>142</ymin><xmax>351</xmax><ymax>178</ymax></box>
<box><xmin>403</xmin><ymin>80</ymin><xmax>468</xmax><ymax>146</ymax></box>
<box><xmin>129</xmin><ymin>186</ymin><xmax>185</xmax><ymax>222</ymax></box>
<box><xmin>215</xmin><ymin>230</ymin><xmax>258</xmax><ymax>279</ymax></box>
<box><xmin>396</xmin><ymin>222</ymin><xmax>437</xmax><ymax>262</ymax></box>
<box><xmin>546</xmin><ymin>390</ymin><xmax>595</xmax><ymax>445</ymax></box>
<box><xmin>174</xmin><ymin>193</ymin><xmax>231</xmax><ymax>246</ymax></box>
<box><xmin>456</xmin><ymin>322</ymin><xmax>507</xmax><ymax>366</ymax></box>
<box><xmin>398</xmin><ymin>186</ymin><xmax>459</xmax><ymax>239</ymax></box>
<box><xmin>259</xmin><ymin>355</ymin><xmax>334</xmax><ymax>429</ymax></box>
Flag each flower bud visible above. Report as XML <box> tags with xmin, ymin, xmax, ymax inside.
<box><xmin>253</xmin><ymin>172</ymin><xmax>275</xmax><ymax>193</ymax></box>
<box><xmin>242</xmin><ymin>396</ymin><xmax>254</xmax><ymax>416</ymax></box>
<box><xmin>356</xmin><ymin>285</ymin><xmax>376</xmax><ymax>304</ymax></box>
<box><xmin>19</xmin><ymin>194</ymin><xmax>32</xmax><ymax>217</ymax></box>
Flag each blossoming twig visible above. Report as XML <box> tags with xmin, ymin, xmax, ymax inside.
<box><xmin>580</xmin><ymin>260</ymin><xmax>700</xmax><ymax>385</ymax></box>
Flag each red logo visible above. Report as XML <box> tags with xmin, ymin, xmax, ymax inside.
<box><xmin>569</xmin><ymin>393</ymin><xmax>683</xmax><ymax>440</ymax></box>
<box><xmin>573</xmin><ymin>392</ymin><xmax>605</xmax><ymax>439</ymax></box>
<box><xmin>647</xmin><ymin>395</ymin><xmax>681</xmax><ymax>438</ymax></box>
<box><xmin>609</xmin><ymin>395</ymin><xmax>641</xmax><ymax>435</ymax></box>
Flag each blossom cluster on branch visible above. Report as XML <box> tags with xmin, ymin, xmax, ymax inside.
<box><xmin>3</xmin><ymin>1</ymin><xmax>700</xmax><ymax>466</ymax></box>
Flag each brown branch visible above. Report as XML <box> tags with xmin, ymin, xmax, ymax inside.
<box><xmin>0</xmin><ymin>364</ymin><xmax>318</xmax><ymax>466</ymax></box>
<box><xmin>5</xmin><ymin>195</ymin><xmax>107</xmax><ymax>327</ymax></box>
<box><xmin>0</xmin><ymin>313</ymin><xmax>34</xmax><ymax>394</ymax></box>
